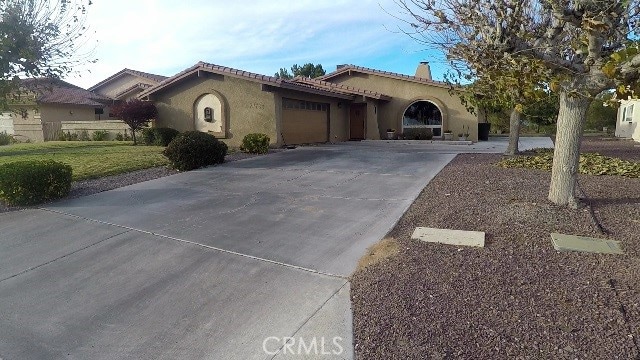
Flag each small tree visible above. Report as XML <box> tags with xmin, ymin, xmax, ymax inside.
<box><xmin>446</xmin><ymin>57</ymin><xmax>552</xmax><ymax>154</ymax></box>
<box><xmin>0</xmin><ymin>0</ymin><xmax>94</xmax><ymax>109</ymax></box>
<box><xmin>111</xmin><ymin>99</ymin><xmax>157</xmax><ymax>145</ymax></box>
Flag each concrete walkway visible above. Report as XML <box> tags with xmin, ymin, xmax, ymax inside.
<box><xmin>360</xmin><ymin>136</ymin><xmax>555</xmax><ymax>153</ymax></box>
<box><xmin>0</xmin><ymin>143</ymin><xmax>462</xmax><ymax>360</ymax></box>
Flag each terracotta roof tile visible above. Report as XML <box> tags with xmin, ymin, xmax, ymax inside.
<box><xmin>318</xmin><ymin>64</ymin><xmax>450</xmax><ymax>89</ymax></box>
<box><xmin>139</xmin><ymin>62</ymin><xmax>355</xmax><ymax>100</ymax></box>
<box><xmin>115</xmin><ymin>83</ymin><xmax>154</xmax><ymax>99</ymax></box>
<box><xmin>288</xmin><ymin>77</ymin><xmax>392</xmax><ymax>101</ymax></box>
<box><xmin>21</xmin><ymin>78</ymin><xmax>112</xmax><ymax>107</ymax></box>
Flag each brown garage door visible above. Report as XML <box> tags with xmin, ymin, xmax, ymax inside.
<box><xmin>282</xmin><ymin>98</ymin><xmax>328</xmax><ymax>145</ymax></box>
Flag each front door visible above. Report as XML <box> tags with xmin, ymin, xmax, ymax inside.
<box><xmin>350</xmin><ymin>104</ymin><xmax>366</xmax><ymax>140</ymax></box>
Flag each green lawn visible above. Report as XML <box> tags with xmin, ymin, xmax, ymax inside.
<box><xmin>0</xmin><ymin>142</ymin><xmax>169</xmax><ymax>181</ymax></box>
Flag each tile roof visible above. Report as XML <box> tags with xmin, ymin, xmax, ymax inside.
<box><xmin>138</xmin><ymin>61</ymin><xmax>376</xmax><ymax>101</ymax></box>
<box><xmin>318</xmin><ymin>64</ymin><xmax>450</xmax><ymax>89</ymax></box>
<box><xmin>88</xmin><ymin>68</ymin><xmax>168</xmax><ymax>91</ymax></box>
<box><xmin>115</xmin><ymin>82</ymin><xmax>154</xmax><ymax>99</ymax></box>
<box><xmin>289</xmin><ymin>76</ymin><xmax>392</xmax><ymax>101</ymax></box>
<box><xmin>20</xmin><ymin>78</ymin><xmax>112</xmax><ymax>107</ymax></box>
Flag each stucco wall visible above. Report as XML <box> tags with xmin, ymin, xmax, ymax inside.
<box><xmin>274</xmin><ymin>89</ymin><xmax>350</xmax><ymax>144</ymax></box>
<box><xmin>39</xmin><ymin>104</ymin><xmax>97</xmax><ymax>123</ymax></box>
<box><xmin>152</xmin><ymin>74</ymin><xmax>277</xmax><ymax>148</ymax></box>
<box><xmin>93</xmin><ymin>74</ymin><xmax>158</xmax><ymax>99</ymax></box>
<box><xmin>61</xmin><ymin>120</ymin><xmax>130</xmax><ymax>140</ymax></box>
<box><xmin>615</xmin><ymin>100</ymin><xmax>640</xmax><ymax>141</ymax></box>
<box><xmin>8</xmin><ymin>107</ymin><xmax>44</xmax><ymax>142</ymax></box>
<box><xmin>327</xmin><ymin>72</ymin><xmax>479</xmax><ymax>140</ymax></box>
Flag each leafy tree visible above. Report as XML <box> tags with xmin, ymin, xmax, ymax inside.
<box><xmin>446</xmin><ymin>57</ymin><xmax>553</xmax><ymax>154</ymax></box>
<box><xmin>523</xmin><ymin>92</ymin><xmax>560</xmax><ymax>133</ymax></box>
<box><xmin>274</xmin><ymin>68</ymin><xmax>293</xmax><ymax>80</ymax></box>
<box><xmin>398</xmin><ymin>0</ymin><xmax>640</xmax><ymax>206</ymax></box>
<box><xmin>0</xmin><ymin>0</ymin><xmax>94</xmax><ymax>109</ymax></box>
<box><xmin>274</xmin><ymin>63</ymin><xmax>326</xmax><ymax>79</ymax></box>
<box><xmin>585</xmin><ymin>92</ymin><xmax>617</xmax><ymax>131</ymax></box>
<box><xmin>111</xmin><ymin>99</ymin><xmax>158</xmax><ymax>145</ymax></box>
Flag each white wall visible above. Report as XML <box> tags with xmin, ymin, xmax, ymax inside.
<box><xmin>0</xmin><ymin>113</ymin><xmax>14</xmax><ymax>134</ymax></box>
<box><xmin>615</xmin><ymin>99</ymin><xmax>640</xmax><ymax>141</ymax></box>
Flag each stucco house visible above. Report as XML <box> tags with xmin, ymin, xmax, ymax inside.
<box><xmin>138</xmin><ymin>61</ymin><xmax>481</xmax><ymax>147</ymax></box>
<box><xmin>616</xmin><ymin>99</ymin><xmax>639</xmax><ymax>141</ymax></box>
<box><xmin>1</xmin><ymin>69</ymin><xmax>168</xmax><ymax>142</ymax></box>
<box><xmin>1</xmin><ymin>78</ymin><xmax>114</xmax><ymax>141</ymax></box>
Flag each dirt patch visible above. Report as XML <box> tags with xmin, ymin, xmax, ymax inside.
<box><xmin>355</xmin><ymin>237</ymin><xmax>400</xmax><ymax>271</ymax></box>
<box><xmin>351</xmin><ymin>139</ymin><xmax>640</xmax><ymax>359</ymax></box>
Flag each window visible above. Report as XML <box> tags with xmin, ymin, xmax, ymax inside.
<box><xmin>625</xmin><ymin>104</ymin><xmax>634</xmax><ymax>122</ymax></box>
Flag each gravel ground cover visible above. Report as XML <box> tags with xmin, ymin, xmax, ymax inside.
<box><xmin>351</xmin><ymin>138</ymin><xmax>640</xmax><ymax>359</ymax></box>
<box><xmin>0</xmin><ymin>149</ymin><xmax>281</xmax><ymax>214</ymax></box>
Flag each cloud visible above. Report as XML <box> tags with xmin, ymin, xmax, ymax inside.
<box><xmin>66</xmin><ymin>0</ymin><xmax>447</xmax><ymax>88</ymax></box>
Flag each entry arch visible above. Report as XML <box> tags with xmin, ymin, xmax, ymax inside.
<box><xmin>400</xmin><ymin>97</ymin><xmax>448</xmax><ymax>138</ymax></box>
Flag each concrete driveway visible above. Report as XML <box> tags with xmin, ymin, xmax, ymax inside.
<box><xmin>0</xmin><ymin>139</ymin><xmax>549</xmax><ymax>359</ymax></box>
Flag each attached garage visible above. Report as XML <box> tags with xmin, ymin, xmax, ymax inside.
<box><xmin>282</xmin><ymin>98</ymin><xmax>329</xmax><ymax>145</ymax></box>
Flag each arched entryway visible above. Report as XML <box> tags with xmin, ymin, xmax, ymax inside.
<box><xmin>194</xmin><ymin>93</ymin><xmax>225</xmax><ymax>135</ymax></box>
<box><xmin>402</xmin><ymin>100</ymin><xmax>443</xmax><ymax>138</ymax></box>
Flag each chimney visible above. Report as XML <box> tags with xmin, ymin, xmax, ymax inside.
<box><xmin>415</xmin><ymin>61</ymin><xmax>432</xmax><ymax>80</ymax></box>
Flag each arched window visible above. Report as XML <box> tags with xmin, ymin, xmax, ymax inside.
<box><xmin>402</xmin><ymin>100</ymin><xmax>443</xmax><ymax>137</ymax></box>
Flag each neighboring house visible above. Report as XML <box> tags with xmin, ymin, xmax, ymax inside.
<box><xmin>5</xmin><ymin>78</ymin><xmax>114</xmax><ymax>142</ymax></box>
<box><xmin>1</xmin><ymin>69</ymin><xmax>168</xmax><ymax>142</ymax></box>
<box><xmin>138</xmin><ymin>61</ymin><xmax>480</xmax><ymax>147</ymax></box>
<box><xmin>616</xmin><ymin>99</ymin><xmax>639</xmax><ymax>141</ymax></box>
<box><xmin>88</xmin><ymin>68</ymin><xmax>168</xmax><ymax>101</ymax></box>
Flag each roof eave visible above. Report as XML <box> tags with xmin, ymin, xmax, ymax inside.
<box><xmin>277</xmin><ymin>82</ymin><xmax>354</xmax><ymax>100</ymax></box>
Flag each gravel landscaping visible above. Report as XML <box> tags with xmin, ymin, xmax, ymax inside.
<box><xmin>351</xmin><ymin>137</ymin><xmax>640</xmax><ymax>359</ymax></box>
<box><xmin>0</xmin><ymin>149</ymin><xmax>281</xmax><ymax>214</ymax></box>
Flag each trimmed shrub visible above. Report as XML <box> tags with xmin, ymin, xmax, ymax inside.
<box><xmin>153</xmin><ymin>127</ymin><xmax>180</xmax><ymax>146</ymax></box>
<box><xmin>163</xmin><ymin>131</ymin><xmax>228</xmax><ymax>171</ymax></box>
<box><xmin>141</xmin><ymin>127</ymin><xmax>180</xmax><ymax>146</ymax></box>
<box><xmin>0</xmin><ymin>131</ymin><xmax>14</xmax><ymax>146</ymax></box>
<box><xmin>141</xmin><ymin>127</ymin><xmax>156</xmax><ymax>145</ymax></box>
<box><xmin>115</xmin><ymin>133</ymin><xmax>125</xmax><ymax>141</ymax></box>
<box><xmin>404</xmin><ymin>128</ymin><xmax>433</xmax><ymax>140</ymax></box>
<box><xmin>92</xmin><ymin>130</ymin><xmax>109</xmax><ymax>141</ymax></box>
<box><xmin>0</xmin><ymin>160</ymin><xmax>73</xmax><ymax>205</ymax></box>
<box><xmin>58</xmin><ymin>131</ymin><xmax>79</xmax><ymax>141</ymax></box>
<box><xmin>240</xmin><ymin>133</ymin><xmax>270</xmax><ymax>154</ymax></box>
<box><xmin>78</xmin><ymin>129</ymin><xmax>91</xmax><ymax>141</ymax></box>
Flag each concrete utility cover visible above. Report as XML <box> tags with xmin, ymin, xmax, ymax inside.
<box><xmin>411</xmin><ymin>227</ymin><xmax>485</xmax><ymax>247</ymax></box>
<box><xmin>551</xmin><ymin>233</ymin><xmax>624</xmax><ymax>254</ymax></box>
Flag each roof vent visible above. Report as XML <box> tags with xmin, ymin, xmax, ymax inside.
<box><xmin>336</xmin><ymin>64</ymin><xmax>349</xmax><ymax>70</ymax></box>
<box><xmin>415</xmin><ymin>61</ymin><xmax>432</xmax><ymax>80</ymax></box>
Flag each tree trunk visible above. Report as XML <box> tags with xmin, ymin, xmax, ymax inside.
<box><xmin>131</xmin><ymin>128</ymin><xmax>137</xmax><ymax>145</ymax></box>
<box><xmin>548</xmin><ymin>91</ymin><xmax>591</xmax><ymax>207</ymax></box>
<box><xmin>505</xmin><ymin>107</ymin><xmax>521</xmax><ymax>155</ymax></box>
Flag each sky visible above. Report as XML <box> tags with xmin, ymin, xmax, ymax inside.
<box><xmin>64</xmin><ymin>0</ymin><xmax>449</xmax><ymax>89</ymax></box>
